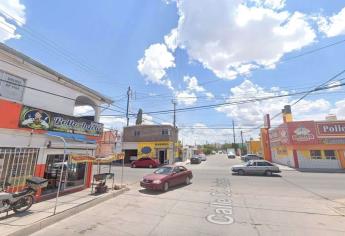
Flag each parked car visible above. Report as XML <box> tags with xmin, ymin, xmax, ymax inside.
<box><xmin>131</xmin><ymin>157</ymin><xmax>159</xmax><ymax>168</ymax></box>
<box><xmin>190</xmin><ymin>155</ymin><xmax>202</xmax><ymax>164</ymax></box>
<box><xmin>231</xmin><ymin>160</ymin><xmax>280</xmax><ymax>176</ymax></box>
<box><xmin>140</xmin><ymin>165</ymin><xmax>193</xmax><ymax>191</ymax></box>
<box><xmin>241</xmin><ymin>154</ymin><xmax>262</xmax><ymax>162</ymax></box>
<box><xmin>227</xmin><ymin>152</ymin><xmax>236</xmax><ymax>159</ymax></box>
<box><xmin>199</xmin><ymin>154</ymin><xmax>207</xmax><ymax>161</ymax></box>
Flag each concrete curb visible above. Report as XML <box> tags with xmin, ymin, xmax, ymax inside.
<box><xmin>7</xmin><ymin>188</ymin><xmax>129</xmax><ymax>236</ymax></box>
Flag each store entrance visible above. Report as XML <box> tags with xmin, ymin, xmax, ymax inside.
<box><xmin>158</xmin><ymin>150</ymin><xmax>166</xmax><ymax>164</ymax></box>
<box><xmin>42</xmin><ymin>155</ymin><xmax>86</xmax><ymax>195</ymax></box>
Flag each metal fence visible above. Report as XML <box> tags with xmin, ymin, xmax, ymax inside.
<box><xmin>0</xmin><ymin>147</ymin><xmax>39</xmax><ymax>192</ymax></box>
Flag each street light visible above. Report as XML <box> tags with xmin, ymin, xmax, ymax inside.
<box><xmin>47</xmin><ymin>134</ymin><xmax>67</xmax><ymax>215</ymax></box>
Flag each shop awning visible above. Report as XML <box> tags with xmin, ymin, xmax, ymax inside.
<box><xmin>95</xmin><ymin>153</ymin><xmax>125</xmax><ymax>163</ymax></box>
<box><xmin>70</xmin><ymin>154</ymin><xmax>96</xmax><ymax>163</ymax></box>
<box><xmin>47</xmin><ymin>131</ymin><xmax>97</xmax><ymax>144</ymax></box>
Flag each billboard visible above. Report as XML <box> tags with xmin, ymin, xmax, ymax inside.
<box><xmin>19</xmin><ymin>105</ymin><xmax>103</xmax><ymax>136</ymax></box>
<box><xmin>316</xmin><ymin>121</ymin><xmax>345</xmax><ymax>137</ymax></box>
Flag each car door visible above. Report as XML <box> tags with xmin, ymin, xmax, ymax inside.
<box><xmin>176</xmin><ymin>166</ymin><xmax>188</xmax><ymax>184</ymax></box>
<box><xmin>245</xmin><ymin>161</ymin><xmax>257</xmax><ymax>174</ymax></box>
<box><xmin>256</xmin><ymin>161</ymin><xmax>267</xmax><ymax>174</ymax></box>
<box><xmin>170</xmin><ymin>167</ymin><xmax>183</xmax><ymax>186</ymax></box>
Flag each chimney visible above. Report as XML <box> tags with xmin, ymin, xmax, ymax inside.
<box><xmin>282</xmin><ymin>105</ymin><xmax>293</xmax><ymax>123</ymax></box>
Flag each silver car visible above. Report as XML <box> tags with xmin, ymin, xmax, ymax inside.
<box><xmin>231</xmin><ymin>160</ymin><xmax>280</xmax><ymax>176</ymax></box>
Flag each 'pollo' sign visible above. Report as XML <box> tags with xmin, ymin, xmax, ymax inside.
<box><xmin>316</xmin><ymin>121</ymin><xmax>345</xmax><ymax>137</ymax></box>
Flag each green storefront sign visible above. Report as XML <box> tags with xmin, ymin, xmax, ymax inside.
<box><xmin>19</xmin><ymin>105</ymin><xmax>103</xmax><ymax>136</ymax></box>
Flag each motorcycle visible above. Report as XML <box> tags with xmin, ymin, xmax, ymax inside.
<box><xmin>0</xmin><ymin>177</ymin><xmax>47</xmax><ymax>215</ymax></box>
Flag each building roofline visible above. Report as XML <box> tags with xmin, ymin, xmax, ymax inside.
<box><xmin>0</xmin><ymin>43</ymin><xmax>113</xmax><ymax>104</ymax></box>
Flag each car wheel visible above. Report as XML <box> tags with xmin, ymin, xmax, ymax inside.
<box><xmin>185</xmin><ymin>176</ymin><xmax>191</xmax><ymax>185</ymax></box>
<box><xmin>265</xmin><ymin>170</ymin><xmax>273</xmax><ymax>176</ymax></box>
<box><xmin>163</xmin><ymin>182</ymin><xmax>169</xmax><ymax>192</ymax></box>
<box><xmin>132</xmin><ymin>164</ymin><xmax>136</xmax><ymax>168</ymax></box>
<box><xmin>148</xmin><ymin>164</ymin><xmax>153</xmax><ymax>168</ymax></box>
<box><xmin>238</xmin><ymin>169</ymin><xmax>245</xmax><ymax>176</ymax></box>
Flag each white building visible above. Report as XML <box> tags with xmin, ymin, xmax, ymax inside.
<box><xmin>0</xmin><ymin>43</ymin><xmax>112</xmax><ymax>199</ymax></box>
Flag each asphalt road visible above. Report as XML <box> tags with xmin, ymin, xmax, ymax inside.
<box><xmin>32</xmin><ymin>154</ymin><xmax>345</xmax><ymax>236</ymax></box>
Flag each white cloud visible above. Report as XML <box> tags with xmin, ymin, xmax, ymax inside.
<box><xmin>175</xmin><ymin>90</ymin><xmax>197</xmax><ymax>106</ymax></box>
<box><xmin>175</xmin><ymin>75</ymin><xmax>215</xmax><ymax>105</ymax></box>
<box><xmin>205</xmin><ymin>92</ymin><xmax>215</xmax><ymax>100</ymax></box>
<box><xmin>142</xmin><ymin>114</ymin><xmax>155</xmax><ymax>125</ymax></box>
<box><xmin>99</xmin><ymin>117</ymin><xmax>127</xmax><ymax>129</ymax></box>
<box><xmin>74</xmin><ymin>105</ymin><xmax>95</xmax><ymax>116</ymax></box>
<box><xmin>184</xmin><ymin>75</ymin><xmax>205</xmax><ymax>92</ymax></box>
<box><xmin>0</xmin><ymin>0</ymin><xmax>26</xmax><ymax>42</ymax></box>
<box><xmin>216</xmin><ymin>80</ymin><xmax>332</xmax><ymax>134</ymax></box>
<box><xmin>137</xmin><ymin>43</ymin><xmax>175</xmax><ymax>90</ymax></box>
<box><xmin>250</xmin><ymin>0</ymin><xmax>286</xmax><ymax>10</ymax></box>
<box><xmin>179</xmin><ymin>123</ymin><xmax>235</xmax><ymax>145</ymax></box>
<box><xmin>318</xmin><ymin>7</ymin><xmax>345</xmax><ymax>38</ymax></box>
<box><xmin>171</xmin><ymin>0</ymin><xmax>316</xmax><ymax>80</ymax></box>
<box><xmin>164</xmin><ymin>28</ymin><xmax>178</xmax><ymax>52</ymax></box>
<box><xmin>330</xmin><ymin>99</ymin><xmax>345</xmax><ymax>119</ymax></box>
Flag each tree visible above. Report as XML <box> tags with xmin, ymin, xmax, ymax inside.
<box><xmin>136</xmin><ymin>109</ymin><xmax>143</xmax><ymax>125</ymax></box>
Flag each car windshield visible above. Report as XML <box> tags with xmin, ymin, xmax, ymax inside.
<box><xmin>154</xmin><ymin>167</ymin><xmax>173</xmax><ymax>175</ymax></box>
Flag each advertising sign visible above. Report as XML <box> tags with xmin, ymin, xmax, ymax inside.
<box><xmin>287</xmin><ymin>121</ymin><xmax>318</xmax><ymax>145</ymax></box>
<box><xmin>19</xmin><ymin>105</ymin><xmax>103</xmax><ymax>136</ymax></box>
<box><xmin>0</xmin><ymin>72</ymin><xmax>25</xmax><ymax>102</ymax></box>
<box><xmin>316</xmin><ymin>121</ymin><xmax>345</xmax><ymax>137</ymax></box>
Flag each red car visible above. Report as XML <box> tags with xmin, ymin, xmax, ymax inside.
<box><xmin>131</xmin><ymin>157</ymin><xmax>159</xmax><ymax>168</ymax></box>
<box><xmin>140</xmin><ymin>165</ymin><xmax>193</xmax><ymax>191</ymax></box>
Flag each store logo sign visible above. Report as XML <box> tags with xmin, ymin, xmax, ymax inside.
<box><xmin>317</xmin><ymin>122</ymin><xmax>345</xmax><ymax>136</ymax></box>
<box><xmin>292</xmin><ymin>126</ymin><xmax>314</xmax><ymax>142</ymax></box>
<box><xmin>141</xmin><ymin>146</ymin><xmax>152</xmax><ymax>154</ymax></box>
<box><xmin>20</xmin><ymin>108</ymin><xmax>51</xmax><ymax>130</ymax></box>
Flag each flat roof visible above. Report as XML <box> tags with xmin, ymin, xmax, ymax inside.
<box><xmin>0</xmin><ymin>43</ymin><xmax>113</xmax><ymax>104</ymax></box>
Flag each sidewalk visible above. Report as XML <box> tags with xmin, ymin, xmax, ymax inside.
<box><xmin>0</xmin><ymin>185</ymin><xmax>128</xmax><ymax>236</ymax></box>
<box><xmin>175</xmin><ymin>159</ymin><xmax>191</xmax><ymax>166</ymax></box>
<box><xmin>275</xmin><ymin>164</ymin><xmax>296</xmax><ymax>171</ymax></box>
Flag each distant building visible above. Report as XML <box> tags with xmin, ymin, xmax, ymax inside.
<box><xmin>122</xmin><ymin>125</ymin><xmax>178</xmax><ymax>164</ymax></box>
<box><xmin>96</xmin><ymin>130</ymin><xmax>121</xmax><ymax>157</ymax></box>
<box><xmin>265</xmin><ymin>105</ymin><xmax>345</xmax><ymax>170</ymax></box>
<box><xmin>246</xmin><ymin>139</ymin><xmax>262</xmax><ymax>155</ymax></box>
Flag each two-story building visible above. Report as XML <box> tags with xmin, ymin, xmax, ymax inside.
<box><xmin>122</xmin><ymin>125</ymin><xmax>178</xmax><ymax>164</ymax></box>
<box><xmin>0</xmin><ymin>43</ymin><xmax>112</xmax><ymax>199</ymax></box>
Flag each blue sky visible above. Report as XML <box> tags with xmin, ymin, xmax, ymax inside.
<box><xmin>2</xmin><ymin>0</ymin><xmax>345</xmax><ymax>144</ymax></box>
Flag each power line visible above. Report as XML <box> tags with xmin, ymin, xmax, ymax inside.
<box><xmin>198</xmin><ymin>37</ymin><xmax>345</xmax><ymax>86</ymax></box>
<box><xmin>0</xmin><ymin>78</ymin><xmax>124</xmax><ymax>114</ymax></box>
<box><xmin>0</xmin><ymin>7</ymin><xmax>129</xmax><ymax>88</ymax></box>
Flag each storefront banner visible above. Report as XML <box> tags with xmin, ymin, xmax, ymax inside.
<box><xmin>19</xmin><ymin>105</ymin><xmax>103</xmax><ymax>136</ymax></box>
<box><xmin>70</xmin><ymin>154</ymin><xmax>96</xmax><ymax>163</ymax></box>
<box><xmin>287</xmin><ymin>121</ymin><xmax>319</xmax><ymax>145</ymax></box>
<box><xmin>269</xmin><ymin>124</ymin><xmax>290</xmax><ymax>146</ymax></box>
<box><xmin>316</xmin><ymin>121</ymin><xmax>345</xmax><ymax>137</ymax></box>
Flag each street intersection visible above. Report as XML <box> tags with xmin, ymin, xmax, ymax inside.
<box><xmin>32</xmin><ymin>154</ymin><xmax>345</xmax><ymax>236</ymax></box>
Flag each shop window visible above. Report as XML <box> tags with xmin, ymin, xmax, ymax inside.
<box><xmin>324</xmin><ymin>150</ymin><xmax>336</xmax><ymax>160</ymax></box>
<box><xmin>134</xmin><ymin>130</ymin><xmax>140</xmax><ymax>136</ymax></box>
<box><xmin>0</xmin><ymin>148</ymin><xmax>39</xmax><ymax>191</ymax></box>
<box><xmin>43</xmin><ymin>155</ymin><xmax>86</xmax><ymax>195</ymax></box>
<box><xmin>310</xmin><ymin>150</ymin><xmax>322</xmax><ymax>160</ymax></box>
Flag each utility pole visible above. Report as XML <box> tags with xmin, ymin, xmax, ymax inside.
<box><xmin>172</xmin><ymin>99</ymin><xmax>177</xmax><ymax>164</ymax></box>
<box><xmin>232</xmin><ymin>120</ymin><xmax>236</xmax><ymax>145</ymax></box>
<box><xmin>240</xmin><ymin>130</ymin><xmax>244</xmax><ymax>155</ymax></box>
<box><xmin>126</xmin><ymin>86</ymin><xmax>131</xmax><ymax>126</ymax></box>
<box><xmin>121</xmin><ymin>86</ymin><xmax>131</xmax><ymax>188</ymax></box>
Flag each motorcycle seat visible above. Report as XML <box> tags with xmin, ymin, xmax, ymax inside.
<box><xmin>12</xmin><ymin>189</ymin><xmax>31</xmax><ymax>198</ymax></box>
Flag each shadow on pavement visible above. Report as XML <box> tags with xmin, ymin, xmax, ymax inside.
<box><xmin>0</xmin><ymin>210</ymin><xmax>34</xmax><ymax>221</ymax></box>
<box><xmin>138</xmin><ymin>184</ymin><xmax>190</xmax><ymax>195</ymax></box>
<box><xmin>231</xmin><ymin>173</ymin><xmax>282</xmax><ymax>178</ymax></box>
